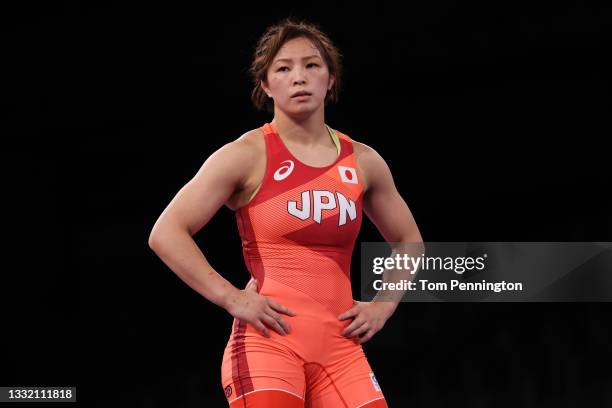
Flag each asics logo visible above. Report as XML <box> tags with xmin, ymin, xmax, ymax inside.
<box><xmin>273</xmin><ymin>160</ymin><xmax>294</xmax><ymax>181</ymax></box>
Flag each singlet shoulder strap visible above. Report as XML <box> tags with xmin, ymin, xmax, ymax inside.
<box><xmin>326</xmin><ymin>124</ymin><xmax>341</xmax><ymax>155</ymax></box>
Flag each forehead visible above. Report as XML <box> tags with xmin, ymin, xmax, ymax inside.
<box><xmin>273</xmin><ymin>37</ymin><xmax>322</xmax><ymax>61</ymax></box>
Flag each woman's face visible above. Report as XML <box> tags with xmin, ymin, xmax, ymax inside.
<box><xmin>262</xmin><ymin>37</ymin><xmax>334</xmax><ymax>118</ymax></box>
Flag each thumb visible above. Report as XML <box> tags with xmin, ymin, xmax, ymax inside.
<box><xmin>245</xmin><ymin>278</ymin><xmax>259</xmax><ymax>292</ymax></box>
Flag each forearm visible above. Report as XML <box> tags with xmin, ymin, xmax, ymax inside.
<box><xmin>371</xmin><ymin>239</ymin><xmax>425</xmax><ymax>306</ymax></box>
<box><xmin>149</xmin><ymin>226</ymin><xmax>239</xmax><ymax>310</ymax></box>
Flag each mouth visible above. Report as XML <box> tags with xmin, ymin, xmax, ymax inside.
<box><xmin>291</xmin><ymin>91</ymin><xmax>312</xmax><ymax>98</ymax></box>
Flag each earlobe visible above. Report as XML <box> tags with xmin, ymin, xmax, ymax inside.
<box><xmin>261</xmin><ymin>80</ymin><xmax>272</xmax><ymax>98</ymax></box>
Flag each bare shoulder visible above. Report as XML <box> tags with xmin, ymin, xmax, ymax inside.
<box><xmin>225</xmin><ymin>127</ymin><xmax>265</xmax><ymax>160</ymax></box>
<box><xmin>208</xmin><ymin>128</ymin><xmax>263</xmax><ymax>170</ymax></box>
<box><xmin>192</xmin><ymin>127</ymin><xmax>265</xmax><ymax>190</ymax></box>
<box><xmin>352</xmin><ymin>140</ymin><xmax>392</xmax><ymax>192</ymax></box>
<box><xmin>353</xmin><ymin>140</ymin><xmax>382</xmax><ymax>163</ymax></box>
<box><xmin>213</xmin><ymin>127</ymin><xmax>266</xmax><ymax>210</ymax></box>
<box><xmin>234</xmin><ymin>127</ymin><xmax>265</xmax><ymax>147</ymax></box>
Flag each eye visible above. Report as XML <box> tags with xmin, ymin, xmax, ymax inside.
<box><xmin>307</xmin><ymin>63</ymin><xmax>320</xmax><ymax>68</ymax></box>
<box><xmin>277</xmin><ymin>66</ymin><xmax>289</xmax><ymax>72</ymax></box>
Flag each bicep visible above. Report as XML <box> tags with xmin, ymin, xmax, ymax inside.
<box><xmin>152</xmin><ymin>142</ymin><xmax>248</xmax><ymax>237</ymax></box>
<box><xmin>362</xmin><ymin>151</ymin><xmax>422</xmax><ymax>243</ymax></box>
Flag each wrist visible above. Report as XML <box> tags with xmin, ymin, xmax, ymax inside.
<box><xmin>375</xmin><ymin>301</ymin><xmax>398</xmax><ymax>319</ymax></box>
<box><xmin>219</xmin><ymin>285</ymin><xmax>242</xmax><ymax>314</ymax></box>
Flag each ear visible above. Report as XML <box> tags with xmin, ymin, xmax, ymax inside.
<box><xmin>328</xmin><ymin>75</ymin><xmax>335</xmax><ymax>91</ymax></box>
<box><xmin>261</xmin><ymin>79</ymin><xmax>272</xmax><ymax>98</ymax></box>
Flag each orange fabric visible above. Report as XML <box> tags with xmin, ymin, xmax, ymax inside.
<box><xmin>228</xmin><ymin>389</ymin><xmax>304</xmax><ymax>408</ymax></box>
<box><xmin>358</xmin><ymin>399</ymin><xmax>389</xmax><ymax>408</ymax></box>
<box><xmin>235</xmin><ymin>122</ymin><xmax>363</xmax><ymax>317</ymax></box>
<box><xmin>221</xmin><ymin>124</ymin><xmax>387</xmax><ymax>407</ymax></box>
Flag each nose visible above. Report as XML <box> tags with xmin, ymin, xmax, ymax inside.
<box><xmin>292</xmin><ymin>66</ymin><xmax>307</xmax><ymax>85</ymax></box>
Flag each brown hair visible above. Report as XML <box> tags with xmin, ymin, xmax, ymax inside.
<box><xmin>249</xmin><ymin>18</ymin><xmax>343</xmax><ymax>112</ymax></box>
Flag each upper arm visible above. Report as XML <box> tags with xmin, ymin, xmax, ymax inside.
<box><xmin>150</xmin><ymin>138</ymin><xmax>254</xmax><ymax>239</ymax></box>
<box><xmin>357</xmin><ymin>143</ymin><xmax>423</xmax><ymax>243</ymax></box>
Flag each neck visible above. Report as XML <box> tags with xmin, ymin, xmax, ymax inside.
<box><xmin>271</xmin><ymin>108</ymin><xmax>328</xmax><ymax>146</ymax></box>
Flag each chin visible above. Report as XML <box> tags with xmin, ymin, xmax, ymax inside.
<box><xmin>288</xmin><ymin>108</ymin><xmax>318</xmax><ymax>120</ymax></box>
<box><xmin>287</xmin><ymin>102</ymin><xmax>322</xmax><ymax>117</ymax></box>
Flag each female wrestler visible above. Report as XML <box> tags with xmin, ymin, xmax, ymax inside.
<box><xmin>149</xmin><ymin>18</ymin><xmax>422</xmax><ymax>407</ymax></box>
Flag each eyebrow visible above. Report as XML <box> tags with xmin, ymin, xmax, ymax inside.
<box><xmin>273</xmin><ymin>55</ymin><xmax>322</xmax><ymax>64</ymax></box>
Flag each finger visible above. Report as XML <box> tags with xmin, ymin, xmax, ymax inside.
<box><xmin>351</xmin><ymin>323</ymin><xmax>370</xmax><ymax>338</ymax></box>
<box><xmin>262</xmin><ymin>314</ymin><xmax>288</xmax><ymax>336</ymax></box>
<box><xmin>265</xmin><ymin>308</ymin><xmax>291</xmax><ymax>334</ymax></box>
<box><xmin>338</xmin><ymin>306</ymin><xmax>359</xmax><ymax>321</ymax></box>
<box><xmin>358</xmin><ymin>329</ymin><xmax>375</xmax><ymax>344</ymax></box>
<box><xmin>342</xmin><ymin>319</ymin><xmax>366</xmax><ymax>337</ymax></box>
<box><xmin>253</xmin><ymin>320</ymin><xmax>270</xmax><ymax>338</ymax></box>
<box><xmin>345</xmin><ymin>321</ymin><xmax>369</xmax><ymax>338</ymax></box>
<box><xmin>268</xmin><ymin>299</ymin><xmax>295</xmax><ymax>316</ymax></box>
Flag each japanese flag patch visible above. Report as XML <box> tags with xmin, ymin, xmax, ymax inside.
<box><xmin>338</xmin><ymin>165</ymin><xmax>358</xmax><ymax>184</ymax></box>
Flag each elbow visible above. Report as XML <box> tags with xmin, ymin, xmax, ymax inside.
<box><xmin>412</xmin><ymin>232</ymin><xmax>424</xmax><ymax>244</ymax></box>
<box><xmin>148</xmin><ymin>218</ymin><xmax>188</xmax><ymax>251</ymax></box>
<box><xmin>408</xmin><ymin>223</ymin><xmax>424</xmax><ymax>244</ymax></box>
<box><xmin>148</xmin><ymin>228</ymin><xmax>161</xmax><ymax>251</ymax></box>
<box><xmin>402</xmin><ymin>229</ymin><xmax>423</xmax><ymax>244</ymax></box>
<box><xmin>148</xmin><ymin>220</ymin><xmax>168</xmax><ymax>251</ymax></box>
<box><xmin>148</xmin><ymin>232</ymin><xmax>158</xmax><ymax>250</ymax></box>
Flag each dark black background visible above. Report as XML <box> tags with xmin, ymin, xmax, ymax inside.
<box><xmin>2</xmin><ymin>1</ymin><xmax>611</xmax><ymax>407</ymax></box>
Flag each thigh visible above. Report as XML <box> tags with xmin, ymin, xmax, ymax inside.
<box><xmin>222</xmin><ymin>320</ymin><xmax>306</xmax><ymax>406</ymax></box>
<box><xmin>228</xmin><ymin>389</ymin><xmax>304</xmax><ymax>408</ymax></box>
<box><xmin>304</xmin><ymin>355</ymin><xmax>388</xmax><ymax>408</ymax></box>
